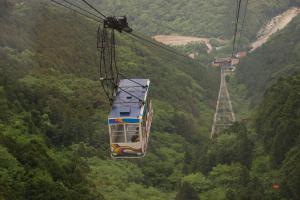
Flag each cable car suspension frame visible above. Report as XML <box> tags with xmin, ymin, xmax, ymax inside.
<box><xmin>97</xmin><ymin>16</ymin><xmax>133</xmax><ymax>104</ymax></box>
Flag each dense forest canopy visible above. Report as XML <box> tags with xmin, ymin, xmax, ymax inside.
<box><xmin>0</xmin><ymin>1</ymin><xmax>219</xmax><ymax>199</ymax></box>
<box><xmin>237</xmin><ymin>14</ymin><xmax>300</xmax><ymax>103</ymax></box>
<box><xmin>91</xmin><ymin>0</ymin><xmax>298</xmax><ymax>40</ymax></box>
<box><xmin>0</xmin><ymin>0</ymin><xmax>300</xmax><ymax>199</ymax></box>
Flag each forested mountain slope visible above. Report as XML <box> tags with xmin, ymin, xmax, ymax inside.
<box><xmin>236</xmin><ymin>14</ymin><xmax>300</xmax><ymax>103</ymax></box>
<box><xmin>0</xmin><ymin>1</ymin><xmax>220</xmax><ymax>199</ymax></box>
<box><xmin>1</xmin><ymin>0</ymin><xmax>300</xmax><ymax>200</ymax></box>
<box><xmin>91</xmin><ymin>0</ymin><xmax>299</xmax><ymax>39</ymax></box>
<box><xmin>254</xmin><ymin>72</ymin><xmax>300</xmax><ymax>200</ymax></box>
<box><xmin>224</xmin><ymin>9</ymin><xmax>300</xmax><ymax>200</ymax></box>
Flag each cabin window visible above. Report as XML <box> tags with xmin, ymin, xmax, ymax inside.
<box><xmin>111</xmin><ymin>124</ymin><xmax>125</xmax><ymax>143</ymax></box>
<box><xmin>126</xmin><ymin>124</ymin><xmax>140</xmax><ymax>143</ymax></box>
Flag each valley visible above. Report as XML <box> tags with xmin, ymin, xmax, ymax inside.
<box><xmin>250</xmin><ymin>7</ymin><xmax>300</xmax><ymax>52</ymax></box>
<box><xmin>153</xmin><ymin>7</ymin><xmax>300</xmax><ymax>56</ymax></box>
<box><xmin>152</xmin><ymin>35</ymin><xmax>222</xmax><ymax>53</ymax></box>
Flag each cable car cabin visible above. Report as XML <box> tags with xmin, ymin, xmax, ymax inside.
<box><xmin>108</xmin><ymin>79</ymin><xmax>153</xmax><ymax>158</ymax></box>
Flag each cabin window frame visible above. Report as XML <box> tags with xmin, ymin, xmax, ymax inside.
<box><xmin>110</xmin><ymin>123</ymin><xmax>126</xmax><ymax>143</ymax></box>
<box><xmin>110</xmin><ymin>122</ymin><xmax>142</xmax><ymax>144</ymax></box>
<box><xmin>125</xmin><ymin>123</ymin><xmax>141</xmax><ymax>143</ymax></box>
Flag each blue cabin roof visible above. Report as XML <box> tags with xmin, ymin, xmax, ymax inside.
<box><xmin>109</xmin><ymin>79</ymin><xmax>150</xmax><ymax>119</ymax></box>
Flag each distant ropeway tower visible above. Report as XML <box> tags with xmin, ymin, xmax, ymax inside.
<box><xmin>211</xmin><ymin>63</ymin><xmax>236</xmax><ymax>138</ymax></box>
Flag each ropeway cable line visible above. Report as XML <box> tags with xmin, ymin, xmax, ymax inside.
<box><xmin>51</xmin><ymin>0</ymin><xmax>194</xmax><ymax>104</ymax></box>
<box><xmin>50</xmin><ymin>0</ymin><xmax>103</xmax><ymax>22</ymax></box>
<box><xmin>236</xmin><ymin>0</ymin><xmax>249</xmax><ymax>54</ymax></box>
<box><xmin>231</xmin><ymin>0</ymin><xmax>242</xmax><ymax>57</ymax></box>
<box><xmin>50</xmin><ymin>0</ymin><xmax>156</xmax><ymax>158</ymax></box>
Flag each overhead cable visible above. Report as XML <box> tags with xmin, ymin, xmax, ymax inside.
<box><xmin>81</xmin><ymin>0</ymin><xmax>107</xmax><ymax>19</ymax></box>
<box><xmin>51</xmin><ymin>0</ymin><xmax>102</xmax><ymax>22</ymax></box>
<box><xmin>128</xmin><ymin>32</ymin><xmax>193</xmax><ymax>60</ymax></box>
<box><xmin>236</xmin><ymin>0</ymin><xmax>249</xmax><ymax>53</ymax></box>
<box><xmin>231</xmin><ymin>0</ymin><xmax>242</xmax><ymax>57</ymax></box>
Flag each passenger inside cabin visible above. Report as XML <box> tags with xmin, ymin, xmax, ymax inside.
<box><xmin>131</xmin><ymin>126</ymin><xmax>140</xmax><ymax>142</ymax></box>
<box><xmin>131</xmin><ymin>134</ymin><xmax>139</xmax><ymax>142</ymax></box>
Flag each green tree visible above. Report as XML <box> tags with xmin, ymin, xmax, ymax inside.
<box><xmin>208</xmin><ymin>123</ymin><xmax>253</xmax><ymax>168</ymax></box>
<box><xmin>255</xmin><ymin>73</ymin><xmax>300</xmax><ymax>166</ymax></box>
<box><xmin>280</xmin><ymin>143</ymin><xmax>300</xmax><ymax>199</ymax></box>
<box><xmin>182</xmin><ymin>172</ymin><xmax>212</xmax><ymax>193</ymax></box>
<box><xmin>176</xmin><ymin>182</ymin><xmax>200</xmax><ymax>200</ymax></box>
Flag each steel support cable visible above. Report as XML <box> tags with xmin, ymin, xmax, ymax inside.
<box><xmin>128</xmin><ymin>32</ymin><xmax>193</xmax><ymax>60</ymax></box>
<box><xmin>98</xmin><ymin>26</ymin><xmax>121</xmax><ymax>104</ymax></box>
<box><xmin>51</xmin><ymin>0</ymin><xmax>194</xmax><ymax>104</ymax></box>
<box><xmin>51</xmin><ymin>0</ymin><xmax>193</xmax><ymax>67</ymax></box>
<box><xmin>126</xmin><ymin>32</ymin><xmax>199</xmax><ymax>69</ymax></box>
<box><xmin>110</xmin><ymin>30</ymin><xmax>117</xmax><ymax>99</ymax></box>
<box><xmin>235</xmin><ymin>0</ymin><xmax>240</xmax><ymax>17</ymax></box>
<box><xmin>118</xmin><ymin>87</ymin><xmax>144</xmax><ymax>102</ymax></box>
<box><xmin>233</xmin><ymin>0</ymin><xmax>242</xmax><ymax>55</ymax></box>
<box><xmin>81</xmin><ymin>0</ymin><xmax>107</xmax><ymax>19</ymax></box>
<box><xmin>231</xmin><ymin>0</ymin><xmax>242</xmax><ymax>57</ymax></box>
<box><xmin>232</xmin><ymin>0</ymin><xmax>241</xmax><ymax>56</ymax></box>
<box><xmin>117</xmin><ymin>73</ymin><xmax>148</xmax><ymax>88</ymax></box>
<box><xmin>51</xmin><ymin>0</ymin><xmax>193</xmax><ymax>63</ymax></box>
<box><xmin>59</xmin><ymin>0</ymin><xmax>104</xmax><ymax>20</ymax></box>
<box><xmin>236</xmin><ymin>0</ymin><xmax>249</xmax><ymax>53</ymax></box>
<box><xmin>51</xmin><ymin>0</ymin><xmax>138</xmax><ymax>104</ymax></box>
<box><xmin>240</xmin><ymin>0</ymin><xmax>249</xmax><ymax>32</ymax></box>
<box><xmin>51</xmin><ymin>0</ymin><xmax>113</xmax><ymax>103</ymax></box>
<box><xmin>98</xmin><ymin>27</ymin><xmax>113</xmax><ymax>103</ymax></box>
<box><xmin>50</xmin><ymin>0</ymin><xmax>102</xmax><ymax>23</ymax></box>
<box><xmin>109</xmin><ymin>30</ymin><xmax>114</xmax><ymax>86</ymax></box>
<box><xmin>124</xmin><ymin>32</ymin><xmax>196</xmax><ymax>67</ymax></box>
<box><xmin>124</xmin><ymin>32</ymin><xmax>163</xmax><ymax>54</ymax></box>
<box><xmin>112</xmin><ymin>35</ymin><xmax>149</xmax><ymax>97</ymax></box>
<box><xmin>112</xmin><ymin>74</ymin><xmax>146</xmax><ymax>104</ymax></box>
<box><xmin>112</xmin><ymin>86</ymin><xmax>142</xmax><ymax>105</ymax></box>
<box><xmin>112</xmin><ymin>30</ymin><xmax>119</xmax><ymax>85</ymax></box>
<box><xmin>124</xmin><ymin>36</ymin><xmax>153</xmax><ymax>81</ymax></box>
<box><xmin>114</xmin><ymin>34</ymin><xmax>152</xmax><ymax>88</ymax></box>
<box><xmin>102</xmin><ymin>29</ymin><xmax>109</xmax><ymax>81</ymax></box>
<box><xmin>112</xmin><ymin>30</ymin><xmax>118</xmax><ymax>86</ymax></box>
